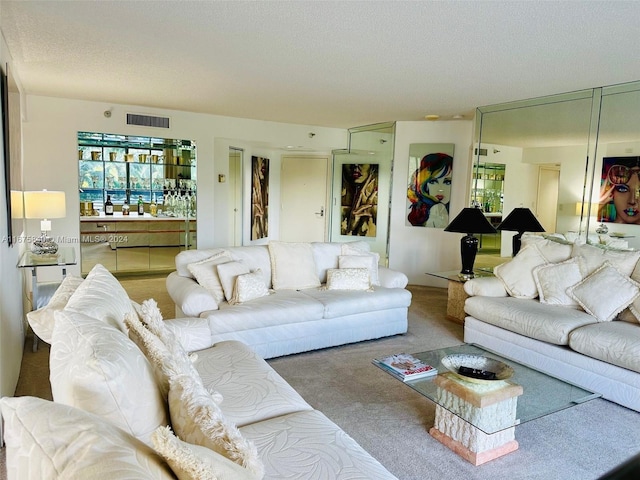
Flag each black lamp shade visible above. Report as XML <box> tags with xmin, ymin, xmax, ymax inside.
<box><xmin>497</xmin><ymin>208</ymin><xmax>545</xmax><ymax>255</ymax></box>
<box><xmin>445</xmin><ymin>207</ymin><xmax>497</xmax><ymax>275</ymax></box>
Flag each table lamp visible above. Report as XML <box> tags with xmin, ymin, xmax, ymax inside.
<box><xmin>444</xmin><ymin>207</ymin><xmax>497</xmax><ymax>276</ymax></box>
<box><xmin>24</xmin><ymin>190</ymin><xmax>66</xmax><ymax>254</ymax></box>
<box><xmin>497</xmin><ymin>207</ymin><xmax>545</xmax><ymax>256</ymax></box>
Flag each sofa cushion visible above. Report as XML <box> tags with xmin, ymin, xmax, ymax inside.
<box><xmin>341</xmin><ymin>243</ymin><xmax>380</xmax><ymax>286</ymax></box>
<box><xmin>0</xmin><ymin>396</ymin><xmax>175</xmax><ymax>480</ymax></box>
<box><xmin>239</xmin><ymin>409</ymin><xmax>397</xmax><ymax>480</ymax></box>
<box><xmin>532</xmin><ymin>257</ymin><xmax>585</xmax><ymax>308</ymax></box>
<box><xmin>26</xmin><ymin>274</ymin><xmax>84</xmax><ymax>343</ymax></box>
<box><xmin>192</xmin><ymin>340</ymin><xmax>313</xmax><ymax>427</ymax></box>
<box><xmin>463</xmin><ymin>276</ymin><xmax>508</xmax><ymax>297</ymax></box>
<box><xmin>569</xmin><ymin>321</ymin><xmax>640</xmax><ymax>373</ymax></box>
<box><xmin>567</xmin><ymin>262</ymin><xmax>640</xmax><ymax>322</ymax></box>
<box><xmin>63</xmin><ymin>263</ymin><xmax>136</xmax><ymax>332</ymax></box>
<box><xmin>230</xmin><ymin>269</ymin><xmax>271</xmax><ymax>304</ymax></box>
<box><xmin>521</xmin><ymin>233</ymin><xmax>572</xmax><ymax>263</ymax></box>
<box><xmin>310</xmin><ymin>241</ymin><xmax>372</xmax><ymax>283</ymax></box>
<box><xmin>152</xmin><ymin>426</ymin><xmax>260</xmax><ymax>480</ymax></box>
<box><xmin>207</xmin><ymin>290</ymin><xmax>324</xmax><ymax>333</ymax></box>
<box><xmin>302</xmin><ymin>287</ymin><xmax>412</xmax><ymax>319</ymax></box>
<box><xmin>464</xmin><ymin>296</ymin><xmax>598</xmax><ymax>345</ymax></box>
<box><xmin>339</xmin><ymin>253</ymin><xmax>380</xmax><ymax>287</ymax></box>
<box><xmin>217</xmin><ymin>261</ymin><xmax>252</xmax><ymax>302</ymax></box>
<box><xmin>494</xmin><ymin>244</ymin><xmax>547</xmax><ymax>298</ymax></box>
<box><xmin>269</xmin><ymin>241</ymin><xmax>321</xmax><ymax>290</ymax></box>
<box><xmin>50</xmin><ymin>309</ymin><xmax>168</xmax><ymax>446</ymax></box>
<box><xmin>168</xmin><ymin>373</ymin><xmax>264</xmax><ymax>477</ymax></box>
<box><xmin>571</xmin><ymin>242</ymin><xmax>640</xmax><ymax>276</ymax></box>
<box><xmin>326</xmin><ymin>268</ymin><xmax>372</xmax><ymax>291</ymax></box>
<box><xmin>187</xmin><ymin>251</ymin><xmax>233</xmax><ymax>306</ymax></box>
<box><xmin>175</xmin><ymin>248</ymin><xmax>228</xmax><ymax>278</ymax></box>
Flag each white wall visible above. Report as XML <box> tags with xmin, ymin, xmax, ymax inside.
<box><xmin>21</xmin><ymin>95</ymin><xmax>348</xmax><ymax>281</ymax></box>
<box><xmin>0</xmin><ymin>21</ymin><xmax>26</xmax><ymax>399</ymax></box>
<box><xmin>389</xmin><ymin>120</ymin><xmax>474</xmax><ymax>287</ymax></box>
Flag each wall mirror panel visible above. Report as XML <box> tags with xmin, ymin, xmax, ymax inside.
<box><xmin>473</xmin><ymin>89</ymin><xmax>599</xmax><ymax>259</ymax></box>
<box><xmin>78</xmin><ymin>132</ymin><xmax>197</xmax><ymax>274</ymax></box>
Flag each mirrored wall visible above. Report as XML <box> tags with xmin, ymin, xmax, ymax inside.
<box><xmin>331</xmin><ymin>122</ymin><xmax>395</xmax><ymax>263</ymax></box>
<box><xmin>472</xmin><ymin>79</ymin><xmax>640</xmax><ymax>256</ymax></box>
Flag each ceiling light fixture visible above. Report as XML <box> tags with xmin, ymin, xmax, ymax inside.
<box><xmin>452</xmin><ymin>114</ymin><xmax>464</xmax><ymax>120</ymax></box>
<box><xmin>424</xmin><ymin>114</ymin><xmax>440</xmax><ymax>121</ymax></box>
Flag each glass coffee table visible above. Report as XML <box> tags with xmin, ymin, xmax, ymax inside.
<box><xmin>374</xmin><ymin>343</ymin><xmax>600</xmax><ymax>465</ymax></box>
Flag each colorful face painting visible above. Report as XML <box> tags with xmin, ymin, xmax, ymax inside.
<box><xmin>407</xmin><ymin>150</ymin><xmax>454</xmax><ymax>228</ymax></box>
<box><xmin>599</xmin><ymin>156</ymin><xmax>640</xmax><ymax>224</ymax></box>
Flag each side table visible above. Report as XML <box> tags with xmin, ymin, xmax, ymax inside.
<box><xmin>426</xmin><ymin>270</ymin><xmax>494</xmax><ymax>324</ymax></box>
<box><xmin>17</xmin><ymin>247</ymin><xmax>77</xmax><ymax>351</ymax></box>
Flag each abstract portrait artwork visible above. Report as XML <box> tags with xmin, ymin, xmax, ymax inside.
<box><xmin>406</xmin><ymin>144</ymin><xmax>454</xmax><ymax>228</ymax></box>
<box><xmin>340</xmin><ymin>163</ymin><xmax>379</xmax><ymax>237</ymax></box>
<box><xmin>598</xmin><ymin>156</ymin><xmax>640</xmax><ymax>224</ymax></box>
<box><xmin>251</xmin><ymin>156</ymin><xmax>269</xmax><ymax>240</ymax></box>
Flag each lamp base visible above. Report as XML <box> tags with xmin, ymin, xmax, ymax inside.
<box><xmin>31</xmin><ymin>233</ymin><xmax>59</xmax><ymax>255</ymax></box>
<box><xmin>460</xmin><ymin>234</ymin><xmax>479</xmax><ymax>275</ymax></box>
<box><xmin>512</xmin><ymin>232</ymin><xmax>524</xmax><ymax>257</ymax></box>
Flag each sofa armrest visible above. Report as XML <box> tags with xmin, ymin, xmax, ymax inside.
<box><xmin>463</xmin><ymin>276</ymin><xmax>508</xmax><ymax>297</ymax></box>
<box><xmin>378</xmin><ymin>266</ymin><xmax>408</xmax><ymax>288</ymax></box>
<box><xmin>165</xmin><ymin>271</ymin><xmax>218</xmax><ymax>318</ymax></box>
<box><xmin>162</xmin><ymin>317</ymin><xmax>214</xmax><ymax>352</ymax></box>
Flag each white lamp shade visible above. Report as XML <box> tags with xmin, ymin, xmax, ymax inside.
<box><xmin>10</xmin><ymin>190</ymin><xmax>24</xmax><ymax>218</ymax></box>
<box><xmin>24</xmin><ymin>190</ymin><xmax>66</xmax><ymax>219</ymax></box>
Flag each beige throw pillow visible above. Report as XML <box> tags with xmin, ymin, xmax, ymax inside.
<box><xmin>230</xmin><ymin>269</ymin><xmax>270</xmax><ymax>305</ymax></box>
<box><xmin>325</xmin><ymin>268</ymin><xmax>372</xmax><ymax>291</ymax></box>
<box><xmin>168</xmin><ymin>373</ymin><xmax>264</xmax><ymax>478</ymax></box>
<box><xmin>152</xmin><ymin>426</ymin><xmax>261</xmax><ymax>480</ymax></box>
<box><xmin>532</xmin><ymin>257</ymin><xmax>585</xmax><ymax>308</ymax></box>
<box><xmin>268</xmin><ymin>241</ymin><xmax>321</xmax><ymax>290</ymax></box>
<box><xmin>567</xmin><ymin>262</ymin><xmax>640</xmax><ymax>322</ymax></box>
<box><xmin>494</xmin><ymin>244</ymin><xmax>547</xmax><ymax>298</ymax></box>
<box><xmin>187</xmin><ymin>251</ymin><xmax>233</xmax><ymax>305</ymax></box>
<box><xmin>217</xmin><ymin>261</ymin><xmax>252</xmax><ymax>302</ymax></box>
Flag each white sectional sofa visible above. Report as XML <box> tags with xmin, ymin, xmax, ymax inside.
<box><xmin>3</xmin><ymin>263</ymin><xmax>398</xmax><ymax>479</ymax></box>
<box><xmin>462</xmin><ymin>234</ymin><xmax>640</xmax><ymax>412</ymax></box>
<box><xmin>164</xmin><ymin>241</ymin><xmax>412</xmax><ymax>358</ymax></box>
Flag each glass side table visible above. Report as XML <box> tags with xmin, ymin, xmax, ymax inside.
<box><xmin>17</xmin><ymin>247</ymin><xmax>77</xmax><ymax>351</ymax></box>
<box><xmin>426</xmin><ymin>269</ymin><xmax>494</xmax><ymax>324</ymax></box>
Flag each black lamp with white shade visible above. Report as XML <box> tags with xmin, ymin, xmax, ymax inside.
<box><xmin>444</xmin><ymin>207</ymin><xmax>497</xmax><ymax>276</ymax></box>
<box><xmin>497</xmin><ymin>207</ymin><xmax>545</xmax><ymax>256</ymax></box>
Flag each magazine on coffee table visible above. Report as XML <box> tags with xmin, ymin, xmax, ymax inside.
<box><xmin>373</xmin><ymin>352</ymin><xmax>437</xmax><ymax>382</ymax></box>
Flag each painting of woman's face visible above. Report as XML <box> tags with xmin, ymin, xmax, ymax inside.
<box><xmin>426</xmin><ymin>176</ymin><xmax>451</xmax><ymax>205</ymax></box>
<box><xmin>612</xmin><ymin>167</ymin><xmax>640</xmax><ymax>223</ymax></box>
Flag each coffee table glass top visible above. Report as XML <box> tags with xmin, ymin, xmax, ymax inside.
<box><xmin>375</xmin><ymin>343</ymin><xmax>601</xmax><ymax>434</ymax></box>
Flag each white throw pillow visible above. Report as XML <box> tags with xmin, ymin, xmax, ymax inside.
<box><xmin>567</xmin><ymin>262</ymin><xmax>640</xmax><ymax>322</ymax></box>
<box><xmin>50</xmin><ymin>310</ymin><xmax>168</xmax><ymax>446</ymax></box>
<box><xmin>493</xmin><ymin>244</ymin><xmax>548</xmax><ymax>298</ymax></box>
<box><xmin>230</xmin><ymin>269</ymin><xmax>270</xmax><ymax>305</ymax></box>
<box><xmin>0</xmin><ymin>396</ymin><xmax>175</xmax><ymax>480</ymax></box>
<box><xmin>152</xmin><ymin>426</ymin><xmax>260</xmax><ymax>480</ymax></box>
<box><xmin>521</xmin><ymin>234</ymin><xmax>572</xmax><ymax>263</ymax></box>
<box><xmin>338</xmin><ymin>253</ymin><xmax>380</xmax><ymax>286</ymax></box>
<box><xmin>216</xmin><ymin>261</ymin><xmax>251</xmax><ymax>302</ymax></box>
<box><xmin>26</xmin><ymin>274</ymin><xmax>84</xmax><ymax>343</ymax></box>
<box><xmin>168</xmin><ymin>373</ymin><xmax>264</xmax><ymax>478</ymax></box>
<box><xmin>268</xmin><ymin>241</ymin><xmax>321</xmax><ymax>290</ymax></box>
<box><xmin>187</xmin><ymin>251</ymin><xmax>233</xmax><ymax>305</ymax></box>
<box><xmin>325</xmin><ymin>268</ymin><xmax>372</xmax><ymax>291</ymax></box>
<box><xmin>532</xmin><ymin>257</ymin><xmax>585</xmax><ymax>308</ymax></box>
<box><xmin>63</xmin><ymin>263</ymin><xmax>136</xmax><ymax>332</ymax></box>
<box><xmin>571</xmin><ymin>243</ymin><xmax>640</xmax><ymax>277</ymax></box>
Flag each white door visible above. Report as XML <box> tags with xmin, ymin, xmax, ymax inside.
<box><xmin>280</xmin><ymin>156</ymin><xmax>329</xmax><ymax>242</ymax></box>
<box><xmin>537</xmin><ymin>165</ymin><xmax>560</xmax><ymax>233</ymax></box>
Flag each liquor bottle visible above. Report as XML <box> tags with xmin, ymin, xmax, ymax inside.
<box><xmin>122</xmin><ymin>200</ymin><xmax>130</xmax><ymax>216</ymax></box>
<box><xmin>150</xmin><ymin>194</ymin><xmax>158</xmax><ymax>217</ymax></box>
<box><xmin>104</xmin><ymin>195</ymin><xmax>114</xmax><ymax>215</ymax></box>
<box><xmin>137</xmin><ymin>195</ymin><xmax>144</xmax><ymax>215</ymax></box>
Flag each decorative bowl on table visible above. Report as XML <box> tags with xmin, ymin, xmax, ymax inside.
<box><xmin>441</xmin><ymin>353</ymin><xmax>514</xmax><ymax>384</ymax></box>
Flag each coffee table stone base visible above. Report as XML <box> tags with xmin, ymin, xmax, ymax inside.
<box><xmin>429</xmin><ymin>406</ymin><xmax>519</xmax><ymax>465</ymax></box>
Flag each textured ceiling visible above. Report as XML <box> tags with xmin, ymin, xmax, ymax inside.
<box><xmin>2</xmin><ymin>1</ymin><xmax>640</xmax><ymax>129</ymax></box>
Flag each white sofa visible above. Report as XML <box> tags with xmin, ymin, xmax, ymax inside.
<box><xmin>462</xmin><ymin>234</ymin><xmax>640</xmax><ymax>412</ymax></box>
<box><xmin>3</xmin><ymin>263</ymin><xmax>398</xmax><ymax>479</ymax></box>
<box><xmin>164</xmin><ymin>241</ymin><xmax>412</xmax><ymax>358</ymax></box>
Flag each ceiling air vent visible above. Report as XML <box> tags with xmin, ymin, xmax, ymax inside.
<box><xmin>126</xmin><ymin>113</ymin><xmax>170</xmax><ymax>129</ymax></box>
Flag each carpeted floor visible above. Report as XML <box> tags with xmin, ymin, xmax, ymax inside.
<box><xmin>2</xmin><ymin>281</ymin><xmax>640</xmax><ymax>479</ymax></box>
